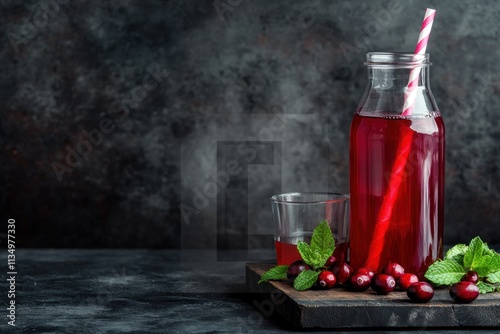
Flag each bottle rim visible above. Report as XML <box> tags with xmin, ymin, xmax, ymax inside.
<box><xmin>364</xmin><ymin>52</ymin><xmax>432</xmax><ymax>68</ymax></box>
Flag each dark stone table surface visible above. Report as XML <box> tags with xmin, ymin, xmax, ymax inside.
<box><xmin>4</xmin><ymin>249</ymin><xmax>499</xmax><ymax>333</ymax></box>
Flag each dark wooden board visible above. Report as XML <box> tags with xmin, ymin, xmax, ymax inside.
<box><xmin>246</xmin><ymin>263</ymin><xmax>500</xmax><ymax>329</ymax></box>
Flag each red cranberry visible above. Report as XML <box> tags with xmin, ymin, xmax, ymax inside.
<box><xmin>398</xmin><ymin>273</ymin><xmax>419</xmax><ymax>291</ymax></box>
<box><xmin>461</xmin><ymin>271</ymin><xmax>479</xmax><ymax>284</ymax></box>
<box><xmin>330</xmin><ymin>262</ymin><xmax>352</xmax><ymax>285</ymax></box>
<box><xmin>371</xmin><ymin>274</ymin><xmax>396</xmax><ymax>294</ymax></box>
<box><xmin>407</xmin><ymin>282</ymin><xmax>434</xmax><ymax>303</ymax></box>
<box><xmin>317</xmin><ymin>271</ymin><xmax>336</xmax><ymax>289</ymax></box>
<box><xmin>354</xmin><ymin>267</ymin><xmax>375</xmax><ymax>279</ymax></box>
<box><xmin>324</xmin><ymin>255</ymin><xmax>337</xmax><ymax>267</ymax></box>
<box><xmin>349</xmin><ymin>273</ymin><xmax>372</xmax><ymax>292</ymax></box>
<box><xmin>382</xmin><ymin>262</ymin><xmax>405</xmax><ymax>280</ymax></box>
<box><xmin>287</xmin><ymin>260</ymin><xmax>310</xmax><ymax>279</ymax></box>
<box><xmin>450</xmin><ymin>282</ymin><xmax>479</xmax><ymax>303</ymax></box>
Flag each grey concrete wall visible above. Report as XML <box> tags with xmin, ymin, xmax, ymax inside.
<box><xmin>1</xmin><ymin>0</ymin><xmax>499</xmax><ymax>248</ymax></box>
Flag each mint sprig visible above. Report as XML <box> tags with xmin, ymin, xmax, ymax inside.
<box><xmin>258</xmin><ymin>220</ymin><xmax>336</xmax><ymax>291</ymax></box>
<box><xmin>258</xmin><ymin>265</ymin><xmax>288</xmax><ymax>284</ymax></box>
<box><xmin>425</xmin><ymin>236</ymin><xmax>500</xmax><ymax>293</ymax></box>
<box><xmin>297</xmin><ymin>220</ymin><xmax>335</xmax><ymax>270</ymax></box>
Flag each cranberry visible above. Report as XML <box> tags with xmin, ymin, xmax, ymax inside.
<box><xmin>317</xmin><ymin>271</ymin><xmax>337</xmax><ymax>289</ymax></box>
<box><xmin>354</xmin><ymin>267</ymin><xmax>375</xmax><ymax>279</ymax></box>
<box><xmin>450</xmin><ymin>282</ymin><xmax>479</xmax><ymax>303</ymax></box>
<box><xmin>287</xmin><ymin>260</ymin><xmax>310</xmax><ymax>279</ymax></box>
<box><xmin>398</xmin><ymin>273</ymin><xmax>419</xmax><ymax>291</ymax></box>
<box><xmin>349</xmin><ymin>273</ymin><xmax>372</xmax><ymax>292</ymax></box>
<box><xmin>330</xmin><ymin>262</ymin><xmax>352</xmax><ymax>285</ymax></box>
<box><xmin>407</xmin><ymin>282</ymin><xmax>434</xmax><ymax>303</ymax></box>
<box><xmin>324</xmin><ymin>255</ymin><xmax>337</xmax><ymax>267</ymax></box>
<box><xmin>371</xmin><ymin>274</ymin><xmax>396</xmax><ymax>294</ymax></box>
<box><xmin>461</xmin><ymin>271</ymin><xmax>479</xmax><ymax>284</ymax></box>
<box><xmin>382</xmin><ymin>262</ymin><xmax>405</xmax><ymax>280</ymax></box>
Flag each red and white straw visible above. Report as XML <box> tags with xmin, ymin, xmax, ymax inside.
<box><xmin>402</xmin><ymin>8</ymin><xmax>436</xmax><ymax>116</ymax></box>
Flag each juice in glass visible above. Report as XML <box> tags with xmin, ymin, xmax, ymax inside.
<box><xmin>275</xmin><ymin>234</ymin><xmax>349</xmax><ymax>266</ymax></box>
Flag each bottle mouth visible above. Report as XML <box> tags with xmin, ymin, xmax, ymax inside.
<box><xmin>364</xmin><ymin>52</ymin><xmax>431</xmax><ymax>68</ymax></box>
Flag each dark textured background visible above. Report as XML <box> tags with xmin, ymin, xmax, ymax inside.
<box><xmin>1</xmin><ymin>0</ymin><xmax>499</xmax><ymax>249</ymax></box>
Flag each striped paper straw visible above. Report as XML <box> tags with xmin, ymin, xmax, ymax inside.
<box><xmin>364</xmin><ymin>8</ymin><xmax>437</xmax><ymax>271</ymax></box>
<box><xmin>402</xmin><ymin>8</ymin><xmax>436</xmax><ymax>116</ymax></box>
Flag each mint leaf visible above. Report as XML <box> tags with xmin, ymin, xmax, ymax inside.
<box><xmin>297</xmin><ymin>241</ymin><xmax>312</xmax><ymax>264</ymax></box>
<box><xmin>425</xmin><ymin>259</ymin><xmax>465</xmax><ymax>285</ymax></box>
<box><xmin>463</xmin><ymin>237</ymin><xmax>485</xmax><ymax>269</ymax></box>
<box><xmin>476</xmin><ymin>253</ymin><xmax>500</xmax><ymax>277</ymax></box>
<box><xmin>477</xmin><ymin>281</ymin><xmax>496</xmax><ymax>294</ymax></box>
<box><xmin>258</xmin><ymin>265</ymin><xmax>288</xmax><ymax>284</ymax></box>
<box><xmin>309</xmin><ymin>220</ymin><xmax>335</xmax><ymax>268</ymax></box>
<box><xmin>486</xmin><ymin>270</ymin><xmax>500</xmax><ymax>284</ymax></box>
<box><xmin>445</xmin><ymin>244</ymin><xmax>468</xmax><ymax>263</ymax></box>
<box><xmin>293</xmin><ymin>270</ymin><xmax>320</xmax><ymax>291</ymax></box>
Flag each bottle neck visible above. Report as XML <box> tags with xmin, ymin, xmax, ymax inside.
<box><xmin>369</xmin><ymin>66</ymin><xmax>430</xmax><ymax>89</ymax></box>
<box><xmin>357</xmin><ymin>53</ymin><xmax>439</xmax><ymax>117</ymax></box>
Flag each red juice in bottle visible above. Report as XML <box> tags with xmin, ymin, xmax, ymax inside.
<box><xmin>349</xmin><ymin>114</ymin><xmax>444</xmax><ymax>275</ymax></box>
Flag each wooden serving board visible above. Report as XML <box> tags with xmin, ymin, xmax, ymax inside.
<box><xmin>246</xmin><ymin>263</ymin><xmax>500</xmax><ymax>329</ymax></box>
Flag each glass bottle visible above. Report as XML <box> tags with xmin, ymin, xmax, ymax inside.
<box><xmin>349</xmin><ymin>52</ymin><xmax>445</xmax><ymax>277</ymax></box>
